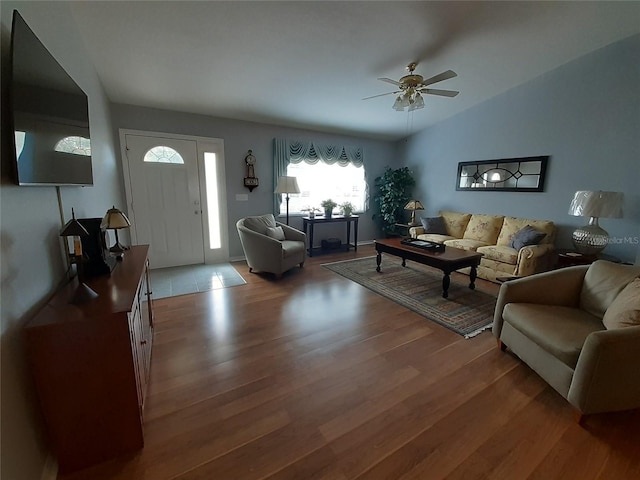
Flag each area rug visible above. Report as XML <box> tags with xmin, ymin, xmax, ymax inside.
<box><xmin>323</xmin><ymin>256</ymin><xmax>496</xmax><ymax>338</ymax></box>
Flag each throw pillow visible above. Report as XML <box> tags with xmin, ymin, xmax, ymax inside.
<box><xmin>509</xmin><ymin>225</ymin><xmax>546</xmax><ymax>250</ymax></box>
<box><xmin>266</xmin><ymin>226</ymin><xmax>285</xmax><ymax>241</ymax></box>
<box><xmin>420</xmin><ymin>216</ymin><xmax>447</xmax><ymax>235</ymax></box>
<box><xmin>244</xmin><ymin>214</ymin><xmax>277</xmax><ymax>235</ymax></box>
<box><xmin>602</xmin><ymin>278</ymin><xmax>640</xmax><ymax>329</ymax></box>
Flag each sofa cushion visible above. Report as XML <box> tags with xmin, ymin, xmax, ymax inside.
<box><xmin>444</xmin><ymin>239</ymin><xmax>490</xmax><ymax>251</ymax></box>
<box><xmin>580</xmin><ymin>261</ymin><xmax>640</xmax><ymax>319</ymax></box>
<box><xmin>497</xmin><ymin>216</ymin><xmax>556</xmax><ymax>246</ymax></box>
<box><xmin>420</xmin><ymin>216</ymin><xmax>447</xmax><ymax>235</ymax></box>
<box><xmin>478</xmin><ymin>260</ymin><xmax>516</xmax><ymax>277</ymax></box>
<box><xmin>244</xmin><ymin>214</ymin><xmax>277</xmax><ymax>235</ymax></box>
<box><xmin>439</xmin><ymin>211</ymin><xmax>472</xmax><ymax>238</ymax></box>
<box><xmin>503</xmin><ymin>303</ymin><xmax>605</xmax><ymax>368</ymax></box>
<box><xmin>266</xmin><ymin>226</ymin><xmax>285</xmax><ymax>241</ymax></box>
<box><xmin>602</xmin><ymin>278</ymin><xmax>640</xmax><ymax>329</ymax></box>
<box><xmin>477</xmin><ymin>245</ymin><xmax>518</xmax><ymax>265</ymax></box>
<box><xmin>463</xmin><ymin>214</ymin><xmax>504</xmax><ymax>244</ymax></box>
<box><xmin>509</xmin><ymin>225</ymin><xmax>546</xmax><ymax>250</ymax></box>
<box><xmin>416</xmin><ymin>233</ymin><xmax>456</xmax><ymax>244</ymax></box>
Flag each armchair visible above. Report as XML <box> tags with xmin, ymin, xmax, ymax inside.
<box><xmin>493</xmin><ymin>260</ymin><xmax>640</xmax><ymax>420</ymax></box>
<box><xmin>236</xmin><ymin>214</ymin><xmax>306</xmax><ymax>279</ymax></box>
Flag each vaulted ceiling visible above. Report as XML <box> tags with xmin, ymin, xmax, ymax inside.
<box><xmin>70</xmin><ymin>1</ymin><xmax>640</xmax><ymax>141</ymax></box>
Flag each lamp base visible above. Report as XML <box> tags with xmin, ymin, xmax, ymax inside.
<box><xmin>109</xmin><ymin>242</ymin><xmax>126</xmax><ymax>253</ymax></box>
<box><xmin>572</xmin><ymin>217</ymin><xmax>608</xmax><ymax>255</ymax></box>
<box><xmin>408</xmin><ymin>210</ymin><xmax>420</xmax><ymax>227</ymax></box>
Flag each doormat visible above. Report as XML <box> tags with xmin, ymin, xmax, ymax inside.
<box><xmin>323</xmin><ymin>256</ymin><xmax>496</xmax><ymax>338</ymax></box>
<box><xmin>150</xmin><ymin>263</ymin><xmax>246</xmax><ymax>299</ymax></box>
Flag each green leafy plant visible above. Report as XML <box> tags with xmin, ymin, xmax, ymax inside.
<box><xmin>372</xmin><ymin>167</ymin><xmax>416</xmax><ymax>235</ymax></box>
<box><xmin>320</xmin><ymin>199</ymin><xmax>337</xmax><ymax>210</ymax></box>
<box><xmin>320</xmin><ymin>198</ymin><xmax>338</xmax><ymax>218</ymax></box>
<box><xmin>339</xmin><ymin>201</ymin><xmax>355</xmax><ymax>216</ymax></box>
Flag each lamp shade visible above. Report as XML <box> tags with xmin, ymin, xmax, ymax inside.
<box><xmin>274</xmin><ymin>176</ymin><xmax>300</xmax><ymax>194</ymax></box>
<box><xmin>404</xmin><ymin>200</ymin><xmax>425</xmax><ymax>211</ymax></box>
<box><xmin>568</xmin><ymin>191</ymin><xmax>623</xmax><ymax>218</ymax></box>
<box><xmin>60</xmin><ymin>218</ymin><xmax>88</xmax><ymax>237</ymax></box>
<box><xmin>60</xmin><ymin>207</ymin><xmax>88</xmax><ymax>237</ymax></box>
<box><xmin>101</xmin><ymin>206</ymin><xmax>131</xmax><ymax>229</ymax></box>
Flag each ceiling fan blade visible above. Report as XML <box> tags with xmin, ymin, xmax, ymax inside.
<box><xmin>378</xmin><ymin>77</ymin><xmax>402</xmax><ymax>87</ymax></box>
<box><xmin>362</xmin><ymin>91</ymin><xmax>400</xmax><ymax>100</ymax></box>
<box><xmin>421</xmin><ymin>88</ymin><xmax>459</xmax><ymax>97</ymax></box>
<box><xmin>420</xmin><ymin>69</ymin><xmax>457</xmax><ymax>87</ymax></box>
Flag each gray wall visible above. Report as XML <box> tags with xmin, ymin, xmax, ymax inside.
<box><xmin>1</xmin><ymin>3</ymin><xmax>123</xmax><ymax>479</ymax></box>
<box><xmin>399</xmin><ymin>34</ymin><xmax>640</xmax><ymax>263</ymax></box>
<box><xmin>110</xmin><ymin>104</ymin><xmax>400</xmax><ymax>258</ymax></box>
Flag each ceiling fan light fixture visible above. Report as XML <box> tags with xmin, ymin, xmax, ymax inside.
<box><xmin>367</xmin><ymin>62</ymin><xmax>458</xmax><ymax>112</ymax></box>
<box><xmin>392</xmin><ymin>96</ymin><xmax>404</xmax><ymax>111</ymax></box>
<box><xmin>414</xmin><ymin>93</ymin><xmax>425</xmax><ymax>109</ymax></box>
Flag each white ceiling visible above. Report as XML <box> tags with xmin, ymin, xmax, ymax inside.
<box><xmin>70</xmin><ymin>1</ymin><xmax>640</xmax><ymax>141</ymax></box>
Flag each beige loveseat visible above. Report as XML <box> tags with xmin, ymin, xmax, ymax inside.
<box><xmin>493</xmin><ymin>261</ymin><xmax>640</xmax><ymax>419</ymax></box>
<box><xmin>236</xmin><ymin>214</ymin><xmax>306</xmax><ymax>278</ymax></box>
<box><xmin>409</xmin><ymin>210</ymin><xmax>556</xmax><ymax>282</ymax></box>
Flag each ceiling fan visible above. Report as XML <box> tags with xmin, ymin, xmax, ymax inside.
<box><xmin>363</xmin><ymin>62</ymin><xmax>459</xmax><ymax>111</ymax></box>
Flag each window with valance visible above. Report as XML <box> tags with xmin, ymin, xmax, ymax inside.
<box><xmin>273</xmin><ymin>139</ymin><xmax>368</xmax><ymax>215</ymax></box>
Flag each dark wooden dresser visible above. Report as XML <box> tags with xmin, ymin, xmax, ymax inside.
<box><xmin>25</xmin><ymin>245</ymin><xmax>154</xmax><ymax>473</ymax></box>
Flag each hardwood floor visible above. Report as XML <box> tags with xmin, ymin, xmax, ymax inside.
<box><xmin>60</xmin><ymin>245</ymin><xmax>640</xmax><ymax>480</ymax></box>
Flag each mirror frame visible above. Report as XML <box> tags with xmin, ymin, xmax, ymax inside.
<box><xmin>456</xmin><ymin>156</ymin><xmax>549</xmax><ymax>192</ymax></box>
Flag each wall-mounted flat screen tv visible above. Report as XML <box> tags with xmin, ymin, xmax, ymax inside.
<box><xmin>10</xmin><ymin>10</ymin><xmax>93</xmax><ymax>186</ymax></box>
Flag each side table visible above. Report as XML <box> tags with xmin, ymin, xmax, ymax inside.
<box><xmin>556</xmin><ymin>249</ymin><xmax>621</xmax><ymax>268</ymax></box>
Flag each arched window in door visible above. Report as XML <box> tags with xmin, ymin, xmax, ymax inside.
<box><xmin>143</xmin><ymin>146</ymin><xmax>185</xmax><ymax>164</ymax></box>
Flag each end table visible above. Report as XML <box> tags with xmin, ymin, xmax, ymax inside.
<box><xmin>556</xmin><ymin>249</ymin><xmax>620</xmax><ymax>268</ymax></box>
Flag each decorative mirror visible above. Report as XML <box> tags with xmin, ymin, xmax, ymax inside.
<box><xmin>456</xmin><ymin>156</ymin><xmax>549</xmax><ymax>192</ymax></box>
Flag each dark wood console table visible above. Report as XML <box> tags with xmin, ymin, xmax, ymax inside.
<box><xmin>302</xmin><ymin>215</ymin><xmax>359</xmax><ymax>257</ymax></box>
<box><xmin>25</xmin><ymin>245</ymin><xmax>154</xmax><ymax>473</ymax></box>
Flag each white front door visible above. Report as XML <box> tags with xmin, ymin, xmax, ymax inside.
<box><xmin>123</xmin><ymin>133</ymin><xmax>205</xmax><ymax>268</ymax></box>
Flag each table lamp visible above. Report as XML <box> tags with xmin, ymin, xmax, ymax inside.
<box><xmin>404</xmin><ymin>200</ymin><xmax>425</xmax><ymax>226</ymax></box>
<box><xmin>60</xmin><ymin>208</ymin><xmax>98</xmax><ymax>304</ymax></box>
<box><xmin>568</xmin><ymin>190</ymin><xmax>623</xmax><ymax>255</ymax></box>
<box><xmin>101</xmin><ymin>206</ymin><xmax>131</xmax><ymax>258</ymax></box>
<box><xmin>275</xmin><ymin>176</ymin><xmax>300</xmax><ymax>225</ymax></box>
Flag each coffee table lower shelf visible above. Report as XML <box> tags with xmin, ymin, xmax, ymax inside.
<box><xmin>374</xmin><ymin>238</ymin><xmax>483</xmax><ymax>299</ymax></box>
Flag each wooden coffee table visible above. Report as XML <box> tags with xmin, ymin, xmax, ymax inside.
<box><xmin>374</xmin><ymin>238</ymin><xmax>483</xmax><ymax>298</ymax></box>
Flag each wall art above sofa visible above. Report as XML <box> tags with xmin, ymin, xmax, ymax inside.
<box><xmin>456</xmin><ymin>156</ymin><xmax>549</xmax><ymax>192</ymax></box>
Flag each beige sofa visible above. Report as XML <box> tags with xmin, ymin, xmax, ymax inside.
<box><xmin>493</xmin><ymin>261</ymin><xmax>640</xmax><ymax>419</ymax></box>
<box><xmin>236</xmin><ymin>214</ymin><xmax>306</xmax><ymax>278</ymax></box>
<box><xmin>409</xmin><ymin>210</ymin><xmax>556</xmax><ymax>282</ymax></box>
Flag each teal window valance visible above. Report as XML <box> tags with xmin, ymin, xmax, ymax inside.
<box><xmin>273</xmin><ymin>138</ymin><xmax>367</xmax><ymax>214</ymax></box>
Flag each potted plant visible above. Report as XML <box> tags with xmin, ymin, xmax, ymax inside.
<box><xmin>372</xmin><ymin>166</ymin><xmax>416</xmax><ymax>236</ymax></box>
<box><xmin>320</xmin><ymin>199</ymin><xmax>337</xmax><ymax>218</ymax></box>
<box><xmin>340</xmin><ymin>201</ymin><xmax>355</xmax><ymax>217</ymax></box>
<box><xmin>301</xmin><ymin>206</ymin><xmax>321</xmax><ymax>218</ymax></box>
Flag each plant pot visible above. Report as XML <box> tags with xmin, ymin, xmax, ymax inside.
<box><xmin>324</xmin><ymin>209</ymin><xmax>333</xmax><ymax>218</ymax></box>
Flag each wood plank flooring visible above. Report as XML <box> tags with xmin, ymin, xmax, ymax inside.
<box><xmin>60</xmin><ymin>245</ymin><xmax>640</xmax><ymax>480</ymax></box>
